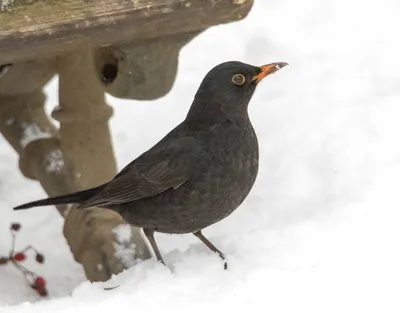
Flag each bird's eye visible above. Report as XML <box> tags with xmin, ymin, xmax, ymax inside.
<box><xmin>232</xmin><ymin>74</ymin><xmax>245</xmax><ymax>86</ymax></box>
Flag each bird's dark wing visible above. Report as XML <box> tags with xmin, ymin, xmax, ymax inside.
<box><xmin>77</xmin><ymin>136</ymin><xmax>200</xmax><ymax>209</ymax></box>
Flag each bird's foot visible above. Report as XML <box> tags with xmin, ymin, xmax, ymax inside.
<box><xmin>217</xmin><ymin>252</ymin><xmax>228</xmax><ymax>270</ymax></box>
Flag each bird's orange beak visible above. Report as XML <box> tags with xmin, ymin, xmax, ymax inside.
<box><xmin>252</xmin><ymin>62</ymin><xmax>288</xmax><ymax>83</ymax></box>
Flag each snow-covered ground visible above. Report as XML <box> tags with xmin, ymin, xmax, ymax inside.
<box><xmin>1</xmin><ymin>0</ymin><xmax>400</xmax><ymax>311</ymax></box>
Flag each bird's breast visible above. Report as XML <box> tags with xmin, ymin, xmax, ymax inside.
<box><xmin>194</xmin><ymin>123</ymin><xmax>259</xmax><ymax>213</ymax></box>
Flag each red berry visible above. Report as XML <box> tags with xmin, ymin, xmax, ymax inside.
<box><xmin>35</xmin><ymin>277</ymin><xmax>46</xmax><ymax>287</ymax></box>
<box><xmin>0</xmin><ymin>257</ymin><xmax>9</xmax><ymax>265</ymax></box>
<box><xmin>10</xmin><ymin>223</ymin><xmax>21</xmax><ymax>231</ymax></box>
<box><xmin>36</xmin><ymin>253</ymin><xmax>45</xmax><ymax>264</ymax></box>
<box><xmin>13</xmin><ymin>252</ymin><xmax>26</xmax><ymax>261</ymax></box>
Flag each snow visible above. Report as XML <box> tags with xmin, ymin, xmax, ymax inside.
<box><xmin>112</xmin><ymin>224</ymin><xmax>137</xmax><ymax>268</ymax></box>
<box><xmin>0</xmin><ymin>0</ymin><xmax>13</xmax><ymax>12</ymax></box>
<box><xmin>20</xmin><ymin>123</ymin><xmax>52</xmax><ymax>148</ymax></box>
<box><xmin>1</xmin><ymin>0</ymin><xmax>400</xmax><ymax>311</ymax></box>
<box><xmin>44</xmin><ymin>149</ymin><xmax>64</xmax><ymax>173</ymax></box>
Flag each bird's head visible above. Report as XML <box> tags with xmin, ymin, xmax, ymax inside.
<box><xmin>187</xmin><ymin>61</ymin><xmax>288</xmax><ymax>124</ymax></box>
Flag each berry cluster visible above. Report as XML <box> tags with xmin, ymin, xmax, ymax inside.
<box><xmin>0</xmin><ymin>223</ymin><xmax>48</xmax><ymax>297</ymax></box>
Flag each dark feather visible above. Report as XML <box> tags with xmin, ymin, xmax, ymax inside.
<box><xmin>77</xmin><ymin>136</ymin><xmax>200</xmax><ymax>208</ymax></box>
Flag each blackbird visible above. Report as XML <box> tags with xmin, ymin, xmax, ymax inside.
<box><xmin>14</xmin><ymin>61</ymin><xmax>288</xmax><ymax>268</ymax></box>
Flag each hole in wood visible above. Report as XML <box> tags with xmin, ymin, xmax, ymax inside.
<box><xmin>101</xmin><ymin>63</ymin><xmax>118</xmax><ymax>84</ymax></box>
<box><xmin>0</xmin><ymin>63</ymin><xmax>12</xmax><ymax>79</ymax></box>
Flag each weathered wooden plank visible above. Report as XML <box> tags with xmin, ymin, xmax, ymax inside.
<box><xmin>0</xmin><ymin>0</ymin><xmax>253</xmax><ymax>63</ymax></box>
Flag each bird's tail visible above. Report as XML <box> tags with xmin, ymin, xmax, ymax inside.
<box><xmin>13</xmin><ymin>185</ymin><xmax>105</xmax><ymax>211</ymax></box>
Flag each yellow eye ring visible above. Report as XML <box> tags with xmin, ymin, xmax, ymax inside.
<box><xmin>232</xmin><ymin>74</ymin><xmax>245</xmax><ymax>86</ymax></box>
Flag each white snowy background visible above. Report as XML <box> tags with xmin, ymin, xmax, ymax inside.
<box><xmin>1</xmin><ymin>0</ymin><xmax>400</xmax><ymax>311</ymax></box>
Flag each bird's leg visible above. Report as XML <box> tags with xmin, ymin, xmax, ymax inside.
<box><xmin>193</xmin><ymin>231</ymin><xmax>227</xmax><ymax>269</ymax></box>
<box><xmin>143</xmin><ymin>228</ymin><xmax>165</xmax><ymax>266</ymax></box>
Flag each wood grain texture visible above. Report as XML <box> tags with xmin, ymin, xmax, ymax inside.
<box><xmin>0</xmin><ymin>0</ymin><xmax>253</xmax><ymax>63</ymax></box>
